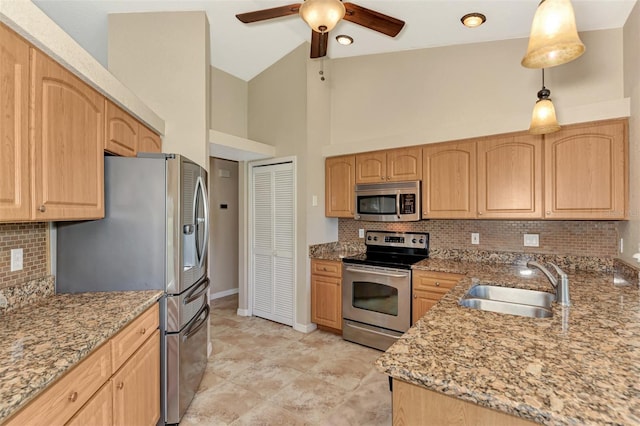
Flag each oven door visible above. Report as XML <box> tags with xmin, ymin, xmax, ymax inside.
<box><xmin>342</xmin><ymin>264</ymin><xmax>411</xmax><ymax>333</ymax></box>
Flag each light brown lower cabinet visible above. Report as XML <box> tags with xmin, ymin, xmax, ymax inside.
<box><xmin>392</xmin><ymin>379</ymin><xmax>537</xmax><ymax>426</ymax></box>
<box><xmin>412</xmin><ymin>270</ymin><xmax>464</xmax><ymax>324</ymax></box>
<box><xmin>311</xmin><ymin>259</ymin><xmax>343</xmax><ymax>332</ymax></box>
<box><xmin>5</xmin><ymin>304</ymin><xmax>160</xmax><ymax>426</ymax></box>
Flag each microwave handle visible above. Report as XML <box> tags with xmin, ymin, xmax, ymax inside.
<box><xmin>396</xmin><ymin>195</ymin><xmax>401</xmax><ymax>219</ymax></box>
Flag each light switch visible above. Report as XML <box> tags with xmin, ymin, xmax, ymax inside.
<box><xmin>312</xmin><ymin>195</ymin><xmax>318</xmax><ymax>206</ymax></box>
<box><xmin>471</xmin><ymin>233</ymin><xmax>479</xmax><ymax>245</ymax></box>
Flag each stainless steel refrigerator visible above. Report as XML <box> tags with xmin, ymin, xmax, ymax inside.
<box><xmin>56</xmin><ymin>153</ymin><xmax>209</xmax><ymax>425</ymax></box>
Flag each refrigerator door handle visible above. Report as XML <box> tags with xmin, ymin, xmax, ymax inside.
<box><xmin>193</xmin><ymin>175</ymin><xmax>209</xmax><ymax>269</ymax></box>
<box><xmin>184</xmin><ymin>278</ymin><xmax>210</xmax><ymax>305</ymax></box>
<box><xmin>183</xmin><ymin>304</ymin><xmax>209</xmax><ymax>342</ymax></box>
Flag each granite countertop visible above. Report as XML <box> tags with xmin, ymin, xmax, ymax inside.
<box><xmin>377</xmin><ymin>259</ymin><xmax>640</xmax><ymax>425</ymax></box>
<box><xmin>0</xmin><ymin>290</ymin><xmax>163</xmax><ymax>423</ymax></box>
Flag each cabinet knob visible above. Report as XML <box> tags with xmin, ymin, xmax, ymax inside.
<box><xmin>413</xmin><ymin>293</ymin><xmax>417</xmax><ymax>299</ymax></box>
<box><xmin>117</xmin><ymin>382</ymin><xmax>124</xmax><ymax>390</ymax></box>
<box><xmin>478</xmin><ymin>212</ymin><xmax>483</xmax><ymax>215</ymax></box>
<box><xmin>546</xmin><ymin>211</ymin><xmax>551</xmax><ymax>215</ymax></box>
<box><xmin>381</xmin><ymin>177</ymin><xmax>385</xmax><ymax>181</ymax></box>
<box><xmin>68</xmin><ymin>391</ymin><xmax>78</xmax><ymax>402</ymax></box>
<box><xmin>140</xmin><ymin>327</ymin><xmax>147</xmax><ymax>335</ymax></box>
<box><xmin>435</xmin><ymin>282</ymin><xmax>440</xmax><ymax>287</ymax></box>
<box><xmin>39</xmin><ymin>205</ymin><xmax>46</xmax><ymax>213</ymax></box>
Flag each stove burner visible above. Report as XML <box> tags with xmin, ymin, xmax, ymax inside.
<box><xmin>342</xmin><ymin>230</ymin><xmax>429</xmax><ymax>269</ymax></box>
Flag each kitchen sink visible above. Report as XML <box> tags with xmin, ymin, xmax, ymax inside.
<box><xmin>459</xmin><ymin>284</ymin><xmax>554</xmax><ymax>318</ymax></box>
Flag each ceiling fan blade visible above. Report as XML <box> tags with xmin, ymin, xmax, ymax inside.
<box><xmin>236</xmin><ymin>3</ymin><xmax>301</xmax><ymax>23</ymax></box>
<box><xmin>310</xmin><ymin>30</ymin><xmax>328</xmax><ymax>58</ymax></box>
<box><xmin>342</xmin><ymin>2</ymin><xmax>405</xmax><ymax>37</ymax></box>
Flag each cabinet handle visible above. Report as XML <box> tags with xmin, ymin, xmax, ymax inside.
<box><xmin>68</xmin><ymin>391</ymin><xmax>78</xmax><ymax>402</ymax></box>
<box><xmin>435</xmin><ymin>282</ymin><xmax>440</xmax><ymax>287</ymax></box>
<box><xmin>117</xmin><ymin>382</ymin><xmax>124</xmax><ymax>390</ymax></box>
<box><xmin>39</xmin><ymin>205</ymin><xmax>46</xmax><ymax>213</ymax></box>
<box><xmin>140</xmin><ymin>327</ymin><xmax>147</xmax><ymax>335</ymax></box>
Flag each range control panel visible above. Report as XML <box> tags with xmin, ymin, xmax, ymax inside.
<box><xmin>365</xmin><ymin>231</ymin><xmax>429</xmax><ymax>250</ymax></box>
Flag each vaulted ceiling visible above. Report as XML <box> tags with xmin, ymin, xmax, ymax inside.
<box><xmin>33</xmin><ymin>0</ymin><xmax>637</xmax><ymax>81</ymax></box>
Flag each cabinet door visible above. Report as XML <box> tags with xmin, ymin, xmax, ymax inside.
<box><xmin>66</xmin><ymin>381</ymin><xmax>113</xmax><ymax>426</ymax></box>
<box><xmin>105</xmin><ymin>100</ymin><xmax>138</xmax><ymax>157</ymax></box>
<box><xmin>356</xmin><ymin>151</ymin><xmax>387</xmax><ymax>183</ymax></box>
<box><xmin>422</xmin><ymin>141</ymin><xmax>477</xmax><ymax>219</ymax></box>
<box><xmin>0</xmin><ymin>24</ymin><xmax>30</xmax><ymax>221</ymax></box>
<box><xmin>325</xmin><ymin>155</ymin><xmax>355</xmax><ymax>217</ymax></box>
<box><xmin>478</xmin><ymin>134</ymin><xmax>543</xmax><ymax>218</ymax></box>
<box><xmin>544</xmin><ymin>120</ymin><xmax>627</xmax><ymax>219</ymax></box>
<box><xmin>311</xmin><ymin>274</ymin><xmax>342</xmax><ymax>330</ymax></box>
<box><xmin>138</xmin><ymin>123</ymin><xmax>162</xmax><ymax>153</ymax></box>
<box><xmin>412</xmin><ymin>290</ymin><xmax>439</xmax><ymax>324</ymax></box>
<box><xmin>387</xmin><ymin>147</ymin><xmax>422</xmax><ymax>182</ymax></box>
<box><xmin>112</xmin><ymin>330</ymin><xmax>160</xmax><ymax>426</ymax></box>
<box><xmin>412</xmin><ymin>270</ymin><xmax>462</xmax><ymax>324</ymax></box>
<box><xmin>31</xmin><ymin>49</ymin><xmax>105</xmax><ymax>220</ymax></box>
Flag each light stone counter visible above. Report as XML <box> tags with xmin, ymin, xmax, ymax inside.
<box><xmin>0</xmin><ymin>290</ymin><xmax>163</xmax><ymax>423</ymax></box>
<box><xmin>377</xmin><ymin>260</ymin><xmax>640</xmax><ymax>425</ymax></box>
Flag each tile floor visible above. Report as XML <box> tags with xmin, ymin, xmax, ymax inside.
<box><xmin>180</xmin><ymin>295</ymin><xmax>392</xmax><ymax>426</ymax></box>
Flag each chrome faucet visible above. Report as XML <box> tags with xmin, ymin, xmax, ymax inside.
<box><xmin>526</xmin><ymin>261</ymin><xmax>571</xmax><ymax>306</ymax></box>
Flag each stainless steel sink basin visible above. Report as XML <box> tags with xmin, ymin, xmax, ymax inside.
<box><xmin>459</xmin><ymin>284</ymin><xmax>554</xmax><ymax>318</ymax></box>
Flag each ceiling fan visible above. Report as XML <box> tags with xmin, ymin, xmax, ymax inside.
<box><xmin>236</xmin><ymin>0</ymin><xmax>405</xmax><ymax>59</ymax></box>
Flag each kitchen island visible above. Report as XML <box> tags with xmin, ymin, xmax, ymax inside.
<box><xmin>377</xmin><ymin>259</ymin><xmax>640</xmax><ymax>425</ymax></box>
<box><xmin>0</xmin><ymin>289</ymin><xmax>163</xmax><ymax>423</ymax></box>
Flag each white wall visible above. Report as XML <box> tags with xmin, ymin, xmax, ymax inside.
<box><xmin>209</xmin><ymin>158</ymin><xmax>239</xmax><ymax>298</ymax></box>
<box><xmin>619</xmin><ymin>2</ymin><xmax>640</xmax><ymax>263</ymax></box>
<box><xmin>107</xmin><ymin>11</ymin><xmax>210</xmax><ymax>170</ymax></box>
<box><xmin>326</xmin><ymin>29</ymin><xmax>626</xmax><ymax>156</ymax></box>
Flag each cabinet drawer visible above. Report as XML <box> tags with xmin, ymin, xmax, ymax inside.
<box><xmin>413</xmin><ymin>271</ymin><xmax>463</xmax><ymax>293</ymax></box>
<box><xmin>5</xmin><ymin>342</ymin><xmax>112</xmax><ymax>426</ymax></box>
<box><xmin>311</xmin><ymin>259</ymin><xmax>342</xmax><ymax>278</ymax></box>
<box><xmin>111</xmin><ymin>304</ymin><xmax>159</xmax><ymax>372</ymax></box>
<box><xmin>65</xmin><ymin>380</ymin><xmax>113</xmax><ymax>426</ymax></box>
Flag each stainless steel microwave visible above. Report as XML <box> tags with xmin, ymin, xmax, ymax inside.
<box><xmin>354</xmin><ymin>180</ymin><xmax>421</xmax><ymax>222</ymax></box>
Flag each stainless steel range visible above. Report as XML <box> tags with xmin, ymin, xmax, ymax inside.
<box><xmin>342</xmin><ymin>231</ymin><xmax>429</xmax><ymax>351</ymax></box>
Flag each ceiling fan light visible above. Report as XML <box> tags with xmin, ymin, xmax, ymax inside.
<box><xmin>299</xmin><ymin>0</ymin><xmax>346</xmax><ymax>33</ymax></box>
<box><xmin>461</xmin><ymin>13</ymin><xmax>486</xmax><ymax>28</ymax></box>
<box><xmin>336</xmin><ymin>34</ymin><xmax>353</xmax><ymax>45</ymax></box>
<box><xmin>521</xmin><ymin>0</ymin><xmax>585</xmax><ymax>68</ymax></box>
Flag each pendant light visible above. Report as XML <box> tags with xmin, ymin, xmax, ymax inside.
<box><xmin>521</xmin><ymin>0</ymin><xmax>585</xmax><ymax>68</ymax></box>
<box><xmin>299</xmin><ymin>0</ymin><xmax>346</xmax><ymax>33</ymax></box>
<box><xmin>529</xmin><ymin>69</ymin><xmax>561</xmax><ymax>134</ymax></box>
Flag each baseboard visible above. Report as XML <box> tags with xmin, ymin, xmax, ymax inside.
<box><xmin>236</xmin><ymin>308</ymin><xmax>251</xmax><ymax>316</ymax></box>
<box><xmin>294</xmin><ymin>322</ymin><xmax>317</xmax><ymax>333</ymax></box>
<box><xmin>210</xmin><ymin>288</ymin><xmax>239</xmax><ymax>300</ymax></box>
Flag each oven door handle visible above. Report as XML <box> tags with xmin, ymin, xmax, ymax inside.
<box><xmin>345</xmin><ymin>267</ymin><xmax>409</xmax><ymax>278</ymax></box>
<box><xmin>345</xmin><ymin>322</ymin><xmax>402</xmax><ymax>339</ymax></box>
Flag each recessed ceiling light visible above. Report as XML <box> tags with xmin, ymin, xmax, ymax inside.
<box><xmin>461</xmin><ymin>13</ymin><xmax>486</xmax><ymax>28</ymax></box>
<box><xmin>336</xmin><ymin>34</ymin><xmax>354</xmax><ymax>45</ymax></box>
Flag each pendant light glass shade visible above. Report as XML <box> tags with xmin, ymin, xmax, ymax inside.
<box><xmin>529</xmin><ymin>70</ymin><xmax>560</xmax><ymax>134</ymax></box>
<box><xmin>299</xmin><ymin>0</ymin><xmax>346</xmax><ymax>33</ymax></box>
<box><xmin>521</xmin><ymin>0</ymin><xmax>585</xmax><ymax>68</ymax></box>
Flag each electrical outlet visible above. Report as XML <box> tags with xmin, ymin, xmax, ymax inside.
<box><xmin>359</xmin><ymin>229</ymin><xmax>365</xmax><ymax>238</ymax></box>
<box><xmin>0</xmin><ymin>293</ymin><xmax>7</xmax><ymax>308</ymax></box>
<box><xmin>471</xmin><ymin>233</ymin><xmax>479</xmax><ymax>245</ymax></box>
<box><xmin>524</xmin><ymin>234</ymin><xmax>539</xmax><ymax>247</ymax></box>
<box><xmin>10</xmin><ymin>248</ymin><xmax>23</xmax><ymax>272</ymax></box>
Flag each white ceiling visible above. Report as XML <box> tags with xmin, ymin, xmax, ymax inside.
<box><xmin>33</xmin><ymin>0</ymin><xmax>637</xmax><ymax>82</ymax></box>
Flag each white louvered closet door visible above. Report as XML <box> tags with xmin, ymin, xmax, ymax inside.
<box><xmin>251</xmin><ymin>162</ymin><xmax>295</xmax><ymax>326</ymax></box>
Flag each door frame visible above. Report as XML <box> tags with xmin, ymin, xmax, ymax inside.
<box><xmin>247</xmin><ymin>156</ymin><xmax>297</xmax><ymax>324</ymax></box>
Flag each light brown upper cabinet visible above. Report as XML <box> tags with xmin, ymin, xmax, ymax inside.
<box><xmin>0</xmin><ymin>24</ymin><xmax>31</xmax><ymax>222</ymax></box>
<box><xmin>544</xmin><ymin>119</ymin><xmax>628</xmax><ymax>219</ymax></box>
<box><xmin>138</xmin><ymin>123</ymin><xmax>162</xmax><ymax>154</ymax></box>
<box><xmin>422</xmin><ymin>141</ymin><xmax>477</xmax><ymax>219</ymax></box>
<box><xmin>325</xmin><ymin>155</ymin><xmax>356</xmax><ymax>218</ymax></box>
<box><xmin>105</xmin><ymin>100</ymin><xmax>138</xmax><ymax>157</ymax></box>
<box><xmin>31</xmin><ymin>48</ymin><xmax>105</xmax><ymax>220</ymax></box>
<box><xmin>477</xmin><ymin>134</ymin><xmax>543</xmax><ymax>219</ymax></box>
<box><xmin>356</xmin><ymin>147</ymin><xmax>422</xmax><ymax>183</ymax></box>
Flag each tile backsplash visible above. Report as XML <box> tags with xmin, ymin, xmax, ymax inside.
<box><xmin>339</xmin><ymin>219</ymin><xmax>618</xmax><ymax>258</ymax></box>
<box><xmin>0</xmin><ymin>223</ymin><xmax>49</xmax><ymax>290</ymax></box>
